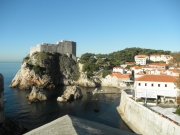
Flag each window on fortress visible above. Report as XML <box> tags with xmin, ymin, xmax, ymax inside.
<box><xmin>145</xmin><ymin>83</ymin><xmax>147</xmax><ymax>86</ymax></box>
<box><xmin>165</xmin><ymin>84</ymin><xmax>167</xmax><ymax>87</ymax></box>
<box><xmin>138</xmin><ymin>83</ymin><xmax>141</xmax><ymax>86</ymax></box>
<box><xmin>151</xmin><ymin>83</ymin><xmax>154</xmax><ymax>87</ymax></box>
<box><xmin>158</xmin><ymin>84</ymin><xmax>160</xmax><ymax>87</ymax></box>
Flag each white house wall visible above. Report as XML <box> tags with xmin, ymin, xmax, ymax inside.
<box><xmin>135</xmin><ymin>81</ymin><xmax>178</xmax><ymax>98</ymax></box>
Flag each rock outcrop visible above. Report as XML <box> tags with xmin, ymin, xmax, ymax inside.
<box><xmin>57</xmin><ymin>86</ymin><xmax>83</xmax><ymax>102</ymax></box>
<box><xmin>27</xmin><ymin>86</ymin><xmax>47</xmax><ymax>103</ymax></box>
<box><xmin>76</xmin><ymin>73</ymin><xmax>96</xmax><ymax>87</ymax></box>
<box><xmin>9</xmin><ymin>52</ymin><xmax>103</xmax><ymax>90</ymax></box>
<box><xmin>9</xmin><ymin>52</ymin><xmax>80</xmax><ymax>89</ymax></box>
<box><xmin>0</xmin><ymin>116</ymin><xmax>28</xmax><ymax>135</ymax></box>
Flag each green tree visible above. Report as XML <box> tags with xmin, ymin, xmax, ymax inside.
<box><xmin>79</xmin><ymin>53</ymin><xmax>95</xmax><ymax>64</ymax></box>
<box><xmin>102</xmin><ymin>68</ymin><xmax>111</xmax><ymax>78</ymax></box>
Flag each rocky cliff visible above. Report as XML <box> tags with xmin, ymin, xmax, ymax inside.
<box><xmin>9</xmin><ymin>52</ymin><xmax>99</xmax><ymax>89</ymax></box>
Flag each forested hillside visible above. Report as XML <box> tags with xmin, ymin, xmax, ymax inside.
<box><xmin>79</xmin><ymin>47</ymin><xmax>171</xmax><ymax>77</ymax></box>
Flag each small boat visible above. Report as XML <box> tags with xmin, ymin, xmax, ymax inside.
<box><xmin>94</xmin><ymin>88</ymin><xmax>98</xmax><ymax>92</ymax></box>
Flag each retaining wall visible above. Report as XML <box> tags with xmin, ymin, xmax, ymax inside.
<box><xmin>117</xmin><ymin>90</ymin><xmax>180</xmax><ymax>135</ymax></box>
<box><xmin>0</xmin><ymin>73</ymin><xmax>4</xmax><ymax>123</ymax></box>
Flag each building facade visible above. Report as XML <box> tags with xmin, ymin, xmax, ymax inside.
<box><xmin>30</xmin><ymin>40</ymin><xmax>76</xmax><ymax>60</ymax></box>
<box><xmin>112</xmin><ymin>67</ymin><xmax>125</xmax><ymax>74</ymax></box>
<box><xmin>134</xmin><ymin>55</ymin><xmax>149</xmax><ymax>65</ymax></box>
<box><xmin>134</xmin><ymin>75</ymin><xmax>178</xmax><ymax>99</ymax></box>
<box><xmin>150</xmin><ymin>54</ymin><xmax>172</xmax><ymax>64</ymax></box>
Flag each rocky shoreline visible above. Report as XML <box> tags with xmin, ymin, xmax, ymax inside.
<box><xmin>0</xmin><ymin>116</ymin><xmax>28</xmax><ymax>135</ymax></box>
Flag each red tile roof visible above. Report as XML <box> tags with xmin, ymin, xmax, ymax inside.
<box><xmin>149</xmin><ymin>63</ymin><xmax>167</xmax><ymax>66</ymax></box>
<box><xmin>136</xmin><ymin>75</ymin><xmax>177</xmax><ymax>82</ymax></box>
<box><xmin>150</xmin><ymin>54</ymin><xmax>161</xmax><ymax>56</ymax></box>
<box><xmin>126</xmin><ymin>62</ymin><xmax>135</xmax><ymax>65</ymax></box>
<box><xmin>169</xmin><ymin>69</ymin><xmax>180</xmax><ymax>73</ymax></box>
<box><xmin>135</xmin><ymin>55</ymin><xmax>148</xmax><ymax>58</ymax></box>
<box><xmin>110</xmin><ymin>73</ymin><xmax>130</xmax><ymax>79</ymax></box>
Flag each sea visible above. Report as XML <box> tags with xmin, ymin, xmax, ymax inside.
<box><xmin>0</xmin><ymin>62</ymin><xmax>133</xmax><ymax>133</ymax></box>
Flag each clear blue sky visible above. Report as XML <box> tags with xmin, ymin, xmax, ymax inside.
<box><xmin>0</xmin><ymin>0</ymin><xmax>180</xmax><ymax>62</ymax></box>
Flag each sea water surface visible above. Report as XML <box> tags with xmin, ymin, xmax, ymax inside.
<box><xmin>0</xmin><ymin>62</ymin><xmax>132</xmax><ymax>132</ymax></box>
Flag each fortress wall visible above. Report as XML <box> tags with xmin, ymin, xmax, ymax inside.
<box><xmin>57</xmin><ymin>43</ymin><xmax>64</xmax><ymax>54</ymax></box>
<box><xmin>30</xmin><ymin>47</ymin><xmax>37</xmax><ymax>56</ymax></box>
<box><xmin>72</xmin><ymin>42</ymin><xmax>76</xmax><ymax>56</ymax></box>
<box><xmin>63</xmin><ymin>41</ymin><xmax>73</xmax><ymax>54</ymax></box>
<box><xmin>30</xmin><ymin>40</ymin><xmax>76</xmax><ymax>60</ymax></box>
<box><xmin>0</xmin><ymin>73</ymin><xmax>5</xmax><ymax>124</ymax></box>
<box><xmin>117</xmin><ymin>90</ymin><xmax>180</xmax><ymax>135</ymax></box>
<box><xmin>30</xmin><ymin>45</ymin><xmax>41</xmax><ymax>56</ymax></box>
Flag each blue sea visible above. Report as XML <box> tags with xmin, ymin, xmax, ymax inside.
<box><xmin>0</xmin><ymin>62</ymin><xmax>132</xmax><ymax>132</ymax></box>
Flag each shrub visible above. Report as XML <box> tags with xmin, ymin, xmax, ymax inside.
<box><xmin>23</xmin><ymin>56</ymin><xmax>30</xmax><ymax>62</ymax></box>
<box><xmin>33</xmin><ymin>65</ymin><xmax>42</xmax><ymax>76</ymax></box>
<box><xmin>72</xmin><ymin>64</ymin><xmax>80</xmax><ymax>81</ymax></box>
<box><xmin>34</xmin><ymin>52</ymin><xmax>50</xmax><ymax>60</ymax></box>
<box><xmin>45</xmin><ymin>68</ymin><xmax>50</xmax><ymax>75</ymax></box>
<box><xmin>175</xmin><ymin>108</ymin><xmax>180</xmax><ymax>116</ymax></box>
<box><xmin>102</xmin><ymin>69</ymin><xmax>111</xmax><ymax>78</ymax></box>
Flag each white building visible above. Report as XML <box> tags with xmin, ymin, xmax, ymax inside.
<box><xmin>166</xmin><ymin>69</ymin><xmax>180</xmax><ymax>77</ymax></box>
<box><xmin>150</xmin><ymin>54</ymin><xmax>172</xmax><ymax>64</ymax></box>
<box><xmin>148</xmin><ymin>63</ymin><xmax>168</xmax><ymax>69</ymax></box>
<box><xmin>101</xmin><ymin>73</ymin><xmax>131</xmax><ymax>87</ymax></box>
<box><xmin>135</xmin><ymin>75</ymin><xmax>179</xmax><ymax>99</ymax></box>
<box><xmin>112</xmin><ymin>67</ymin><xmax>125</xmax><ymax>74</ymax></box>
<box><xmin>134</xmin><ymin>55</ymin><xmax>149</xmax><ymax>65</ymax></box>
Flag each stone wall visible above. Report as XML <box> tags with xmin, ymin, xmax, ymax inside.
<box><xmin>0</xmin><ymin>73</ymin><xmax>5</xmax><ymax>124</ymax></box>
<box><xmin>117</xmin><ymin>90</ymin><xmax>180</xmax><ymax>135</ymax></box>
<box><xmin>30</xmin><ymin>40</ymin><xmax>76</xmax><ymax>61</ymax></box>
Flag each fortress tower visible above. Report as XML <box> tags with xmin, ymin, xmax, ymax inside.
<box><xmin>30</xmin><ymin>40</ymin><xmax>76</xmax><ymax>60</ymax></box>
<box><xmin>0</xmin><ymin>73</ymin><xmax>5</xmax><ymax>124</ymax></box>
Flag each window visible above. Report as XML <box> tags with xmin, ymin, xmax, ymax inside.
<box><xmin>165</xmin><ymin>84</ymin><xmax>167</xmax><ymax>87</ymax></box>
<box><xmin>151</xmin><ymin>83</ymin><xmax>154</xmax><ymax>87</ymax></box>
<box><xmin>158</xmin><ymin>84</ymin><xmax>160</xmax><ymax>87</ymax></box>
<box><xmin>145</xmin><ymin>83</ymin><xmax>147</xmax><ymax>86</ymax></box>
<box><xmin>138</xmin><ymin>83</ymin><xmax>141</xmax><ymax>86</ymax></box>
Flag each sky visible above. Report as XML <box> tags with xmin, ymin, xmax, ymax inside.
<box><xmin>0</xmin><ymin>0</ymin><xmax>180</xmax><ymax>62</ymax></box>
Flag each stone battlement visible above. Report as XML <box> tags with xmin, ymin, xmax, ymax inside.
<box><xmin>30</xmin><ymin>40</ymin><xmax>76</xmax><ymax>61</ymax></box>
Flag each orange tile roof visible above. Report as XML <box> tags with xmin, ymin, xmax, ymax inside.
<box><xmin>126</xmin><ymin>62</ymin><xmax>135</xmax><ymax>65</ymax></box>
<box><xmin>135</xmin><ymin>54</ymin><xmax>148</xmax><ymax>58</ymax></box>
<box><xmin>169</xmin><ymin>69</ymin><xmax>180</xmax><ymax>73</ymax></box>
<box><xmin>110</xmin><ymin>73</ymin><xmax>130</xmax><ymax>79</ymax></box>
<box><xmin>149</xmin><ymin>63</ymin><xmax>167</xmax><ymax>66</ymax></box>
<box><xmin>150</xmin><ymin>54</ymin><xmax>161</xmax><ymax>56</ymax></box>
<box><xmin>136</xmin><ymin>75</ymin><xmax>177</xmax><ymax>82</ymax></box>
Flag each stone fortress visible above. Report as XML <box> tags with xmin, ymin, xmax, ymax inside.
<box><xmin>30</xmin><ymin>40</ymin><xmax>77</xmax><ymax>61</ymax></box>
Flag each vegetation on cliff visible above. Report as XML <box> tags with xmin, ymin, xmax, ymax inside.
<box><xmin>78</xmin><ymin>53</ymin><xmax>111</xmax><ymax>78</ymax></box>
<box><xmin>78</xmin><ymin>47</ymin><xmax>171</xmax><ymax>78</ymax></box>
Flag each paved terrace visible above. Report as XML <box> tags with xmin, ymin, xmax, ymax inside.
<box><xmin>24</xmin><ymin>115</ymin><xmax>136</xmax><ymax>135</ymax></box>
